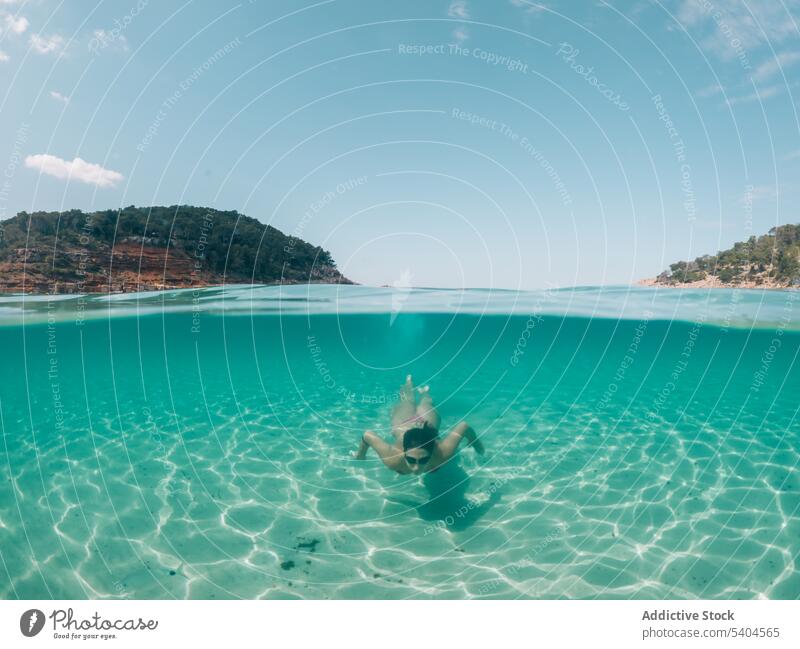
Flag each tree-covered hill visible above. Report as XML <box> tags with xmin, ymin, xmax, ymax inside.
<box><xmin>0</xmin><ymin>205</ymin><xmax>352</xmax><ymax>293</ymax></box>
<box><xmin>648</xmin><ymin>224</ymin><xmax>800</xmax><ymax>288</ymax></box>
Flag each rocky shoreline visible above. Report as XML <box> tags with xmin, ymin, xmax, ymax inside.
<box><xmin>638</xmin><ymin>277</ymin><xmax>795</xmax><ymax>290</ymax></box>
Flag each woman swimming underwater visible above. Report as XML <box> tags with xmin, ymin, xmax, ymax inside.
<box><xmin>355</xmin><ymin>375</ymin><xmax>484</xmax><ymax>474</ymax></box>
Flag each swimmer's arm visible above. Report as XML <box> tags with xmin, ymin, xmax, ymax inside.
<box><xmin>438</xmin><ymin>421</ymin><xmax>485</xmax><ymax>459</ymax></box>
<box><xmin>356</xmin><ymin>431</ymin><xmax>403</xmax><ymax>468</ymax></box>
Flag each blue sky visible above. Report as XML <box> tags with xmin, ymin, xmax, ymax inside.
<box><xmin>0</xmin><ymin>0</ymin><xmax>798</xmax><ymax>289</ymax></box>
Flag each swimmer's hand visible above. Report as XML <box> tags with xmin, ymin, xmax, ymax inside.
<box><xmin>468</xmin><ymin>435</ymin><xmax>485</xmax><ymax>455</ymax></box>
<box><xmin>354</xmin><ymin>433</ymin><xmax>370</xmax><ymax>460</ymax></box>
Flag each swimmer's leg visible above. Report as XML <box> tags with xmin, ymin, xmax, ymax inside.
<box><xmin>416</xmin><ymin>385</ymin><xmax>441</xmax><ymax>430</ymax></box>
<box><xmin>391</xmin><ymin>375</ymin><xmax>417</xmax><ymax>438</ymax></box>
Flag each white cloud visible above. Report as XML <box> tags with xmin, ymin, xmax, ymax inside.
<box><xmin>739</xmin><ymin>184</ymin><xmax>776</xmax><ymax>205</ymax></box>
<box><xmin>0</xmin><ymin>50</ymin><xmax>8</xmax><ymax>62</ymax></box>
<box><xmin>4</xmin><ymin>13</ymin><xmax>28</xmax><ymax>33</ymax></box>
<box><xmin>510</xmin><ymin>0</ymin><xmax>548</xmax><ymax>13</ymax></box>
<box><xmin>696</xmin><ymin>82</ymin><xmax>723</xmax><ymax>98</ymax></box>
<box><xmin>49</xmin><ymin>90</ymin><xmax>69</xmax><ymax>104</ymax></box>
<box><xmin>752</xmin><ymin>51</ymin><xmax>800</xmax><ymax>82</ymax></box>
<box><xmin>29</xmin><ymin>33</ymin><xmax>63</xmax><ymax>54</ymax></box>
<box><xmin>727</xmin><ymin>83</ymin><xmax>784</xmax><ymax>105</ymax></box>
<box><xmin>25</xmin><ymin>154</ymin><xmax>123</xmax><ymax>188</ymax></box>
<box><xmin>452</xmin><ymin>26</ymin><xmax>469</xmax><ymax>42</ymax></box>
<box><xmin>448</xmin><ymin>0</ymin><xmax>469</xmax><ymax>19</ymax></box>
<box><xmin>448</xmin><ymin>1</ymin><xmax>469</xmax><ymax>42</ymax></box>
<box><xmin>89</xmin><ymin>28</ymin><xmax>129</xmax><ymax>54</ymax></box>
<box><xmin>783</xmin><ymin>149</ymin><xmax>800</xmax><ymax>161</ymax></box>
<box><xmin>676</xmin><ymin>0</ymin><xmax>800</xmax><ymax>61</ymax></box>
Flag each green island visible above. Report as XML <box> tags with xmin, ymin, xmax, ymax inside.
<box><xmin>0</xmin><ymin>205</ymin><xmax>352</xmax><ymax>293</ymax></box>
<box><xmin>643</xmin><ymin>224</ymin><xmax>800</xmax><ymax>288</ymax></box>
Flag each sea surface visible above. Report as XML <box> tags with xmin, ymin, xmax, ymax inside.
<box><xmin>0</xmin><ymin>284</ymin><xmax>798</xmax><ymax>599</ymax></box>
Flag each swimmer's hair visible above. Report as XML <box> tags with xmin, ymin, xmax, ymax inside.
<box><xmin>403</xmin><ymin>422</ymin><xmax>438</xmax><ymax>453</ymax></box>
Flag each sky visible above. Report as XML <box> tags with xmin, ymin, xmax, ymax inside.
<box><xmin>0</xmin><ymin>0</ymin><xmax>798</xmax><ymax>289</ymax></box>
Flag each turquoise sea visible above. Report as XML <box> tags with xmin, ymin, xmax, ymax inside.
<box><xmin>0</xmin><ymin>284</ymin><xmax>798</xmax><ymax>599</ymax></box>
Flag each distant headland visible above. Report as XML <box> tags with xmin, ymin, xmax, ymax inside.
<box><xmin>0</xmin><ymin>205</ymin><xmax>353</xmax><ymax>294</ymax></box>
<box><xmin>640</xmin><ymin>224</ymin><xmax>800</xmax><ymax>289</ymax></box>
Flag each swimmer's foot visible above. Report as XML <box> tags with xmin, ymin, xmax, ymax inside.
<box><xmin>416</xmin><ymin>385</ymin><xmax>430</xmax><ymax>395</ymax></box>
<box><xmin>401</xmin><ymin>374</ymin><xmax>415</xmax><ymax>402</ymax></box>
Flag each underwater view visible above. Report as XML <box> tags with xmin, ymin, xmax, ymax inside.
<box><xmin>0</xmin><ymin>284</ymin><xmax>798</xmax><ymax>599</ymax></box>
